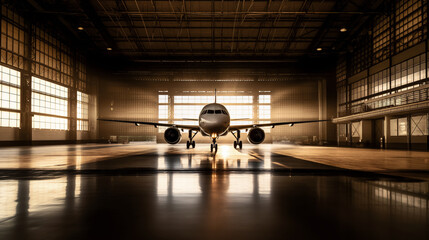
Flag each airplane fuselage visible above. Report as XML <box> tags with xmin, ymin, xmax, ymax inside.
<box><xmin>198</xmin><ymin>103</ymin><xmax>230</xmax><ymax>138</ymax></box>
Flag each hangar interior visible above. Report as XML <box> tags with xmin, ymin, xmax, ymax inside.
<box><xmin>0</xmin><ymin>0</ymin><xmax>429</xmax><ymax>239</ymax></box>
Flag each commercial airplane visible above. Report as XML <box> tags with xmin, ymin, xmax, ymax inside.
<box><xmin>99</xmin><ymin>91</ymin><xmax>328</xmax><ymax>152</ymax></box>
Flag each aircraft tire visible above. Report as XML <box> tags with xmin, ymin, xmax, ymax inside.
<box><xmin>234</xmin><ymin>141</ymin><xmax>237</xmax><ymax>148</ymax></box>
<box><xmin>215</xmin><ymin>144</ymin><xmax>218</xmax><ymax>152</ymax></box>
<box><xmin>186</xmin><ymin>141</ymin><xmax>190</xmax><ymax>149</ymax></box>
<box><xmin>210</xmin><ymin>144</ymin><xmax>213</xmax><ymax>152</ymax></box>
<box><xmin>192</xmin><ymin>141</ymin><xmax>195</xmax><ymax>148</ymax></box>
<box><xmin>239</xmin><ymin>141</ymin><xmax>243</xmax><ymax>149</ymax></box>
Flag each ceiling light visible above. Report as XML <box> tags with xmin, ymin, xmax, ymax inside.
<box><xmin>77</xmin><ymin>26</ymin><xmax>84</xmax><ymax>31</ymax></box>
<box><xmin>316</xmin><ymin>47</ymin><xmax>322</xmax><ymax>51</ymax></box>
<box><xmin>340</xmin><ymin>28</ymin><xmax>347</xmax><ymax>32</ymax></box>
<box><xmin>106</xmin><ymin>47</ymin><xmax>113</xmax><ymax>51</ymax></box>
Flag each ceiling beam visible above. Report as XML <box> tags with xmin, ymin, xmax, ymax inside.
<box><xmin>306</xmin><ymin>0</ymin><xmax>349</xmax><ymax>52</ymax></box>
<box><xmin>79</xmin><ymin>0</ymin><xmax>118</xmax><ymax>50</ymax></box>
<box><xmin>281</xmin><ymin>0</ymin><xmax>313</xmax><ymax>54</ymax></box>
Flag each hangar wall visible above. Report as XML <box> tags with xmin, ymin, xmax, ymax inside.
<box><xmin>98</xmin><ymin>64</ymin><xmax>336</xmax><ymax>145</ymax></box>
<box><xmin>334</xmin><ymin>0</ymin><xmax>429</xmax><ymax>150</ymax></box>
<box><xmin>0</xmin><ymin>4</ymin><xmax>97</xmax><ymax>145</ymax></box>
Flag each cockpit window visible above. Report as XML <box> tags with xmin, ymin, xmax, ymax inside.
<box><xmin>202</xmin><ymin>110</ymin><xmax>208</xmax><ymax>114</ymax></box>
<box><xmin>215</xmin><ymin>110</ymin><xmax>222</xmax><ymax>114</ymax></box>
<box><xmin>222</xmin><ymin>110</ymin><xmax>227</xmax><ymax>114</ymax></box>
<box><xmin>207</xmin><ymin>110</ymin><xmax>215</xmax><ymax>114</ymax></box>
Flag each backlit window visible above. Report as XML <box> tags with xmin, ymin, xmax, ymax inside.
<box><xmin>0</xmin><ymin>65</ymin><xmax>20</xmax><ymax>128</ymax></box>
<box><xmin>77</xmin><ymin>91</ymin><xmax>89</xmax><ymax>131</ymax></box>
<box><xmin>31</xmin><ymin>77</ymin><xmax>68</xmax><ymax>130</ymax></box>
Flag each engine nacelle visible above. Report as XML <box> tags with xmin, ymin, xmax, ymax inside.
<box><xmin>247</xmin><ymin>127</ymin><xmax>265</xmax><ymax>144</ymax></box>
<box><xmin>164</xmin><ymin>127</ymin><xmax>182</xmax><ymax>144</ymax></box>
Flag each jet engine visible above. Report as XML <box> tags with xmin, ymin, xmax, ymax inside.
<box><xmin>164</xmin><ymin>127</ymin><xmax>182</xmax><ymax>144</ymax></box>
<box><xmin>247</xmin><ymin>127</ymin><xmax>265</xmax><ymax>144</ymax></box>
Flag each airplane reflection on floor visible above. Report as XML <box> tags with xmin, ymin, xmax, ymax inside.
<box><xmin>157</xmin><ymin>145</ymin><xmax>272</xmax><ymax>170</ymax></box>
<box><xmin>156</xmin><ymin>173</ymin><xmax>271</xmax><ymax>197</ymax></box>
<box><xmin>0</xmin><ymin>173</ymin><xmax>428</xmax><ymax>239</ymax></box>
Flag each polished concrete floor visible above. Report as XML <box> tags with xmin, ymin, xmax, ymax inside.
<box><xmin>0</xmin><ymin>143</ymin><xmax>428</xmax><ymax>239</ymax></box>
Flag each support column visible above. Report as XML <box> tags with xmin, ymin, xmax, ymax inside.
<box><xmin>19</xmin><ymin>18</ymin><xmax>33</xmax><ymax>144</ymax></box>
<box><xmin>318</xmin><ymin>78</ymin><xmax>327</xmax><ymax>144</ymax></box>
<box><xmin>68</xmin><ymin>53</ymin><xmax>77</xmax><ymax>142</ymax></box>
<box><xmin>384</xmin><ymin>116</ymin><xmax>390</xmax><ymax>149</ymax></box>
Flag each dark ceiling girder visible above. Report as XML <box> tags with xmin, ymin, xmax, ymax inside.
<box><xmin>282</xmin><ymin>0</ymin><xmax>313</xmax><ymax>53</ymax></box>
<box><xmin>100</xmin><ymin>26</ymin><xmax>322</xmax><ymax>29</ymax></box>
<box><xmin>24</xmin><ymin>0</ymin><xmax>81</xmax><ymax>40</ymax></box>
<box><xmin>115</xmin><ymin>0</ymin><xmax>145</xmax><ymax>51</ymax></box>
<box><xmin>98</xmin><ymin>16</ymin><xmax>332</xmax><ymax>22</ymax></box>
<box><xmin>306</xmin><ymin>0</ymin><xmax>350</xmax><ymax>52</ymax></box>
<box><xmin>110</xmin><ymin>36</ymin><xmax>336</xmax><ymax>42</ymax></box>
<box><xmin>79</xmin><ymin>0</ymin><xmax>118</xmax><ymax>50</ymax></box>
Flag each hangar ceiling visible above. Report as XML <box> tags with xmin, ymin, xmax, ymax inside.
<box><xmin>15</xmin><ymin>0</ymin><xmax>386</xmax><ymax>61</ymax></box>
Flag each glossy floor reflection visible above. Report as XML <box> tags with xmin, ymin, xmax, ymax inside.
<box><xmin>0</xmin><ymin>143</ymin><xmax>429</xmax><ymax>239</ymax></box>
<box><xmin>0</xmin><ymin>173</ymin><xmax>428</xmax><ymax>240</ymax></box>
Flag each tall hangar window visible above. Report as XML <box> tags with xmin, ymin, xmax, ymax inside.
<box><xmin>77</xmin><ymin>91</ymin><xmax>89</xmax><ymax>131</ymax></box>
<box><xmin>258</xmin><ymin>94</ymin><xmax>271</xmax><ymax>133</ymax></box>
<box><xmin>0</xmin><ymin>65</ymin><xmax>20</xmax><ymax>128</ymax></box>
<box><xmin>158</xmin><ymin>94</ymin><xmax>169</xmax><ymax>133</ymax></box>
<box><xmin>31</xmin><ymin>77</ymin><xmax>68</xmax><ymax>130</ymax></box>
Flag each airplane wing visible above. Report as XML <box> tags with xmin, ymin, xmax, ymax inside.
<box><xmin>229</xmin><ymin>119</ymin><xmax>329</xmax><ymax>131</ymax></box>
<box><xmin>98</xmin><ymin>118</ymin><xmax>200</xmax><ymax>130</ymax></box>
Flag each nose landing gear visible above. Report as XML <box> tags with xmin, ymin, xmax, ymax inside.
<box><xmin>232</xmin><ymin>130</ymin><xmax>243</xmax><ymax>149</ymax></box>
<box><xmin>210</xmin><ymin>138</ymin><xmax>218</xmax><ymax>152</ymax></box>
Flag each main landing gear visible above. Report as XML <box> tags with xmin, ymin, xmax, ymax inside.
<box><xmin>232</xmin><ymin>130</ymin><xmax>243</xmax><ymax>149</ymax></box>
<box><xmin>210</xmin><ymin>138</ymin><xmax>218</xmax><ymax>152</ymax></box>
<box><xmin>186</xmin><ymin>130</ymin><xmax>198</xmax><ymax>149</ymax></box>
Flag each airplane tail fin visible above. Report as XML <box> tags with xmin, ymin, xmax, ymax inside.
<box><xmin>215</xmin><ymin>88</ymin><xmax>217</xmax><ymax>103</ymax></box>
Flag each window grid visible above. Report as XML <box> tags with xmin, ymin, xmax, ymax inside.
<box><xmin>0</xmin><ymin>65</ymin><xmax>20</xmax><ymax>111</ymax></box>
<box><xmin>77</xmin><ymin>120</ymin><xmax>89</xmax><ymax>131</ymax></box>
<box><xmin>349</xmin><ymin>35</ymin><xmax>371</xmax><ymax>76</ymax></box>
<box><xmin>336</xmin><ymin>57</ymin><xmax>347</xmax><ymax>82</ymax></box>
<box><xmin>32</xmin><ymin>27</ymin><xmax>73</xmax><ymax>87</ymax></box>
<box><xmin>258</xmin><ymin>105</ymin><xmax>271</xmax><ymax>119</ymax></box>
<box><xmin>369</xmin><ymin>69</ymin><xmax>390</xmax><ymax>96</ymax></box>
<box><xmin>158</xmin><ymin>105</ymin><xmax>168</xmax><ymax>119</ymax></box>
<box><xmin>77</xmin><ymin>91</ymin><xmax>89</xmax><ymax>120</ymax></box>
<box><xmin>217</xmin><ymin>96</ymin><xmax>252</xmax><ymax>104</ymax></box>
<box><xmin>259</xmin><ymin>95</ymin><xmax>271</xmax><ymax>104</ymax></box>
<box><xmin>33</xmin><ymin>115</ymin><xmax>67</xmax><ymax>130</ymax></box>
<box><xmin>77</xmin><ymin>54</ymin><xmax>87</xmax><ymax>92</ymax></box>
<box><xmin>224</xmin><ymin>105</ymin><xmax>253</xmax><ymax>119</ymax></box>
<box><xmin>395</xmin><ymin>0</ymin><xmax>426</xmax><ymax>53</ymax></box>
<box><xmin>31</xmin><ymin>77</ymin><xmax>68</xmax><ymax>130</ymax></box>
<box><xmin>0</xmin><ymin>5</ymin><xmax>25</xmax><ymax>70</ymax></box>
<box><xmin>391</xmin><ymin>53</ymin><xmax>426</xmax><ymax>90</ymax></box>
<box><xmin>350</xmin><ymin>78</ymin><xmax>368</xmax><ymax>101</ymax></box>
<box><xmin>159</xmin><ymin>95</ymin><xmax>169</xmax><ymax>104</ymax></box>
<box><xmin>32</xmin><ymin>92</ymin><xmax>67</xmax><ymax>117</ymax></box>
<box><xmin>174</xmin><ymin>96</ymin><xmax>213</xmax><ymax>104</ymax></box>
<box><xmin>373</xmin><ymin>14</ymin><xmax>391</xmax><ymax>63</ymax></box>
<box><xmin>0</xmin><ymin>110</ymin><xmax>19</xmax><ymax>128</ymax></box>
<box><xmin>174</xmin><ymin>105</ymin><xmax>204</xmax><ymax>119</ymax></box>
